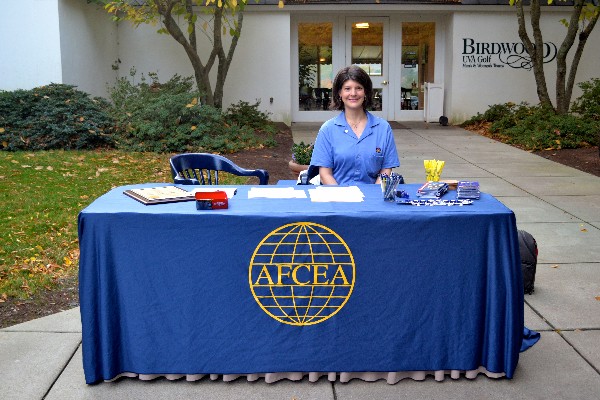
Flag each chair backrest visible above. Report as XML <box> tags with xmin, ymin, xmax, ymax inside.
<box><xmin>298</xmin><ymin>165</ymin><xmax>320</xmax><ymax>185</ymax></box>
<box><xmin>170</xmin><ymin>153</ymin><xmax>269</xmax><ymax>185</ymax></box>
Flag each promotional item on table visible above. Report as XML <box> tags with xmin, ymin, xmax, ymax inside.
<box><xmin>424</xmin><ymin>159</ymin><xmax>445</xmax><ymax>182</ymax></box>
<box><xmin>457</xmin><ymin>180</ymin><xmax>481</xmax><ymax>199</ymax></box>
<box><xmin>379</xmin><ymin>172</ymin><xmax>404</xmax><ymax>201</ymax></box>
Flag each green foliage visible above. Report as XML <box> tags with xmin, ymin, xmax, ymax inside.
<box><xmin>291</xmin><ymin>141</ymin><xmax>313</xmax><ymax>165</ymax></box>
<box><xmin>499</xmin><ymin>108</ymin><xmax>597</xmax><ymax>150</ymax></box>
<box><xmin>462</xmin><ymin>100</ymin><xmax>599</xmax><ymax>150</ymax></box>
<box><xmin>0</xmin><ymin>84</ymin><xmax>115</xmax><ymax>151</ymax></box>
<box><xmin>225</xmin><ymin>100</ymin><xmax>273</xmax><ymax>131</ymax></box>
<box><xmin>107</xmin><ymin>73</ymin><xmax>276</xmax><ymax>153</ymax></box>
<box><xmin>571</xmin><ymin>78</ymin><xmax>600</xmax><ymax>122</ymax></box>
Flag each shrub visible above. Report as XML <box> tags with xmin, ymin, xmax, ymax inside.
<box><xmin>571</xmin><ymin>77</ymin><xmax>600</xmax><ymax>122</ymax></box>
<box><xmin>501</xmin><ymin>109</ymin><xmax>598</xmax><ymax>150</ymax></box>
<box><xmin>108</xmin><ymin>73</ymin><xmax>276</xmax><ymax>153</ymax></box>
<box><xmin>462</xmin><ymin>101</ymin><xmax>598</xmax><ymax>150</ymax></box>
<box><xmin>0</xmin><ymin>84</ymin><xmax>114</xmax><ymax>151</ymax></box>
<box><xmin>291</xmin><ymin>141</ymin><xmax>313</xmax><ymax>165</ymax></box>
<box><xmin>225</xmin><ymin>100</ymin><xmax>273</xmax><ymax>130</ymax></box>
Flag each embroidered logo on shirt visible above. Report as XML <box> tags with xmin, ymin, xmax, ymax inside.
<box><xmin>375</xmin><ymin>147</ymin><xmax>382</xmax><ymax>153</ymax></box>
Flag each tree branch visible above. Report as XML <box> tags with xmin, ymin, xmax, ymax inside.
<box><xmin>185</xmin><ymin>0</ymin><xmax>197</xmax><ymax>53</ymax></box>
<box><xmin>565</xmin><ymin>7</ymin><xmax>599</xmax><ymax>111</ymax></box>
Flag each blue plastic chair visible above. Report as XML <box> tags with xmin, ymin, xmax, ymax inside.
<box><xmin>298</xmin><ymin>165</ymin><xmax>320</xmax><ymax>185</ymax></box>
<box><xmin>170</xmin><ymin>153</ymin><xmax>269</xmax><ymax>185</ymax></box>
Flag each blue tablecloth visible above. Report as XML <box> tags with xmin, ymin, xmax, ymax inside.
<box><xmin>78</xmin><ymin>183</ymin><xmax>536</xmax><ymax>384</ymax></box>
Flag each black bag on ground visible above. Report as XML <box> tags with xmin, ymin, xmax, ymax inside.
<box><xmin>518</xmin><ymin>230</ymin><xmax>538</xmax><ymax>295</ymax></box>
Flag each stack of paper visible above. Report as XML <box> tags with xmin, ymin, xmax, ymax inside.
<box><xmin>308</xmin><ymin>186</ymin><xmax>365</xmax><ymax>202</ymax></box>
<box><xmin>247</xmin><ymin>187</ymin><xmax>307</xmax><ymax>199</ymax></box>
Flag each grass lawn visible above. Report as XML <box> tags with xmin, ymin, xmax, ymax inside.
<box><xmin>0</xmin><ymin>150</ymin><xmax>244</xmax><ymax>300</ymax></box>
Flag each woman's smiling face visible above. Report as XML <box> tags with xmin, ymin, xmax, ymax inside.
<box><xmin>339</xmin><ymin>79</ymin><xmax>365</xmax><ymax>111</ymax></box>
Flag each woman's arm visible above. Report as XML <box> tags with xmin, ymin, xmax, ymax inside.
<box><xmin>375</xmin><ymin>168</ymin><xmax>392</xmax><ymax>184</ymax></box>
<box><xmin>319</xmin><ymin>167</ymin><xmax>338</xmax><ymax>185</ymax></box>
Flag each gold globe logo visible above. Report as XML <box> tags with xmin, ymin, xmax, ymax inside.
<box><xmin>249</xmin><ymin>222</ymin><xmax>355</xmax><ymax>326</ymax></box>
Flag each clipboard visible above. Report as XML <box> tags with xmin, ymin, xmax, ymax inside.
<box><xmin>123</xmin><ymin>186</ymin><xmax>195</xmax><ymax>205</ymax></box>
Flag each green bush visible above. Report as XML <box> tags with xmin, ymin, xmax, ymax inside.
<box><xmin>500</xmin><ymin>108</ymin><xmax>598</xmax><ymax>150</ymax></box>
<box><xmin>225</xmin><ymin>100</ymin><xmax>271</xmax><ymax>128</ymax></box>
<box><xmin>462</xmin><ymin>101</ymin><xmax>598</xmax><ymax>150</ymax></box>
<box><xmin>571</xmin><ymin>77</ymin><xmax>600</xmax><ymax>122</ymax></box>
<box><xmin>108</xmin><ymin>72</ymin><xmax>276</xmax><ymax>153</ymax></box>
<box><xmin>0</xmin><ymin>84</ymin><xmax>114</xmax><ymax>151</ymax></box>
<box><xmin>291</xmin><ymin>141</ymin><xmax>313</xmax><ymax>165</ymax></box>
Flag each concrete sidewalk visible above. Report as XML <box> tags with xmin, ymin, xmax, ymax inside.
<box><xmin>2</xmin><ymin>122</ymin><xmax>599</xmax><ymax>399</ymax></box>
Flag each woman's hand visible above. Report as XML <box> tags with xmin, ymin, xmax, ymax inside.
<box><xmin>319</xmin><ymin>167</ymin><xmax>338</xmax><ymax>185</ymax></box>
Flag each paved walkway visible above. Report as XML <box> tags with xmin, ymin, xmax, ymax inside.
<box><xmin>2</xmin><ymin>122</ymin><xmax>599</xmax><ymax>399</ymax></box>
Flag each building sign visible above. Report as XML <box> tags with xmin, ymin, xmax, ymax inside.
<box><xmin>461</xmin><ymin>38</ymin><xmax>557</xmax><ymax>70</ymax></box>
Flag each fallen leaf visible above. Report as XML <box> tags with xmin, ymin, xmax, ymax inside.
<box><xmin>595</xmin><ymin>296</ymin><xmax>600</xmax><ymax>301</ymax></box>
<box><xmin>581</xmin><ymin>228</ymin><xmax>588</xmax><ymax>232</ymax></box>
<box><xmin>550</xmin><ymin>265</ymin><xmax>559</xmax><ymax>268</ymax></box>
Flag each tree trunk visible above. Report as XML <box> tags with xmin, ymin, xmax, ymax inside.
<box><xmin>516</xmin><ymin>0</ymin><xmax>553</xmax><ymax>109</ymax></box>
<box><xmin>213</xmin><ymin>10</ymin><xmax>243</xmax><ymax>109</ymax></box>
<box><xmin>555</xmin><ymin>0</ymin><xmax>584</xmax><ymax>114</ymax></box>
<box><xmin>515</xmin><ymin>0</ymin><xmax>599</xmax><ymax>115</ymax></box>
<box><xmin>157</xmin><ymin>1</ymin><xmax>245</xmax><ymax>109</ymax></box>
<box><xmin>563</xmin><ymin>5</ymin><xmax>599</xmax><ymax>114</ymax></box>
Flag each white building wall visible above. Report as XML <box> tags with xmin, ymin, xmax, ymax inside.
<box><xmin>116</xmin><ymin>11</ymin><xmax>291</xmax><ymax>123</ymax></box>
<box><xmin>448</xmin><ymin>10</ymin><xmax>600</xmax><ymax>123</ymax></box>
<box><xmin>116</xmin><ymin>22</ymin><xmax>191</xmax><ymax>84</ymax></box>
<box><xmin>223</xmin><ymin>12</ymin><xmax>292</xmax><ymax>124</ymax></box>
<box><xmin>1</xmin><ymin>0</ymin><xmax>63</xmax><ymax>90</ymax></box>
<box><xmin>58</xmin><ymin>0</ymin><xmax>118</xmax><ymax>97</ymax></box>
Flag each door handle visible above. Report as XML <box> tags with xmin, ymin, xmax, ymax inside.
<box><xmin>382</xmin><ymin>80</ymin><xmax>389</xmax><ymax>85</ymax></box>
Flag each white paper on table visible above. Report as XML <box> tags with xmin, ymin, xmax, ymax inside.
<box><xmin>191</xmin><ymin>187</ymin><xmax>238</xmax><ymax>199</ymax></box>
<box><xmin>248</xmin><ymin>187</ymin><xmax>307</xmax><ymax>199</ymax></box>
<box><xmin>308</xmin><ymin>186</ymin><xmax>365</xmax><ymax>202</ymax></box>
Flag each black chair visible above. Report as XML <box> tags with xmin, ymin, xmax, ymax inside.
<box><xmin>170</xmin><ymin>153</ymin><xmax>269</xmax><ymax>185</ymax></box>
<box><xmin>298</xmin><ymin>165</ymin><xmax>320</xmax><ymax>185</ymax></box>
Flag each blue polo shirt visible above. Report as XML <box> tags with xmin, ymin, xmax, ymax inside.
<box><xmin>310</xmin><ymin>112</ymin><xmax>400</xmax><ymax>185</ymax></box>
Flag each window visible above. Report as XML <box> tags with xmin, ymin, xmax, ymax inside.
<box><xmin>298</xmin><ymin>22</ymin><xmax>333</xmax><ymax>111</ymax></box>
<box><xmin>401</xmin><ymin>22</ymin><xmax>435</xmax><ymax>111</ymax></box>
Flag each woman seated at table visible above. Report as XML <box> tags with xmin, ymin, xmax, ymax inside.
<box><xmin>310</xmin><ymin>65</ymin><xmax>400</xmax><ymax>185</ymax></box>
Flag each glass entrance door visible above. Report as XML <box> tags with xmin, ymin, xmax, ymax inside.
<box><xmin>346</xmin><ymin>17</ymin><xmax>389</xmax><ymax>119</ymax></box>
<box><xmin>400</xmin><ymin>22</ymin><xmax>435</xmax><ymax>114</ymax></box>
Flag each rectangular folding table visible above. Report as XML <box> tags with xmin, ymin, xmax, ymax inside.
<box><xmin>78</xmin><ymin>183</ymin><xmax>526</xmax><ymax>384</ymax></box>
